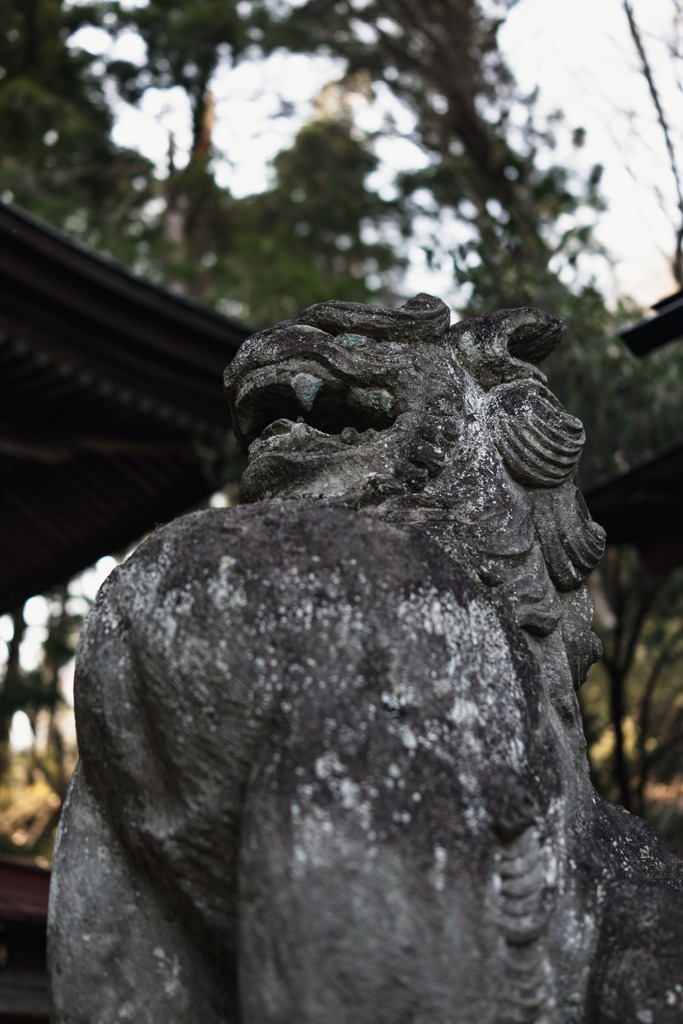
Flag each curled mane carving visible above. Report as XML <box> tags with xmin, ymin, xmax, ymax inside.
<box><xmin>484</xmin><ymin>381</ymin><xmax>585</xmax><ymax>488</ymax></box>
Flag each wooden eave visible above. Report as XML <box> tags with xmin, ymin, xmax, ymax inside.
<box><xmin>585</xmin><ymin>443</ymin><xmax>683</xmax><ymax>570</ymax></box>
<box><xmin>0</xmin><ymin>204</ymin><xmax>252</xmax><ymax>612</ymax></box>
<box><xmin>607</xmin><ymin>289</ymin><xmax>683</xmax><ymax>565</ymax></box>
<box><xmin>620</xmin><ymin>288</ymin><xmax>683</xmax><ymax>355</ymax></box>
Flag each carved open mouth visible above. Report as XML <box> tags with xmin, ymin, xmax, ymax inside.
<box><xmin>233</xmin><ymin>360</ymin><xmax>398</xmax><ymax>457</ymax></box>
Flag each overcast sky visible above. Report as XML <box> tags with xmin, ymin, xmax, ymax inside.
<box><xmin>502</xmin><ymin>0</ymin><xmax>683</xmax><ymax>306</ymax></box>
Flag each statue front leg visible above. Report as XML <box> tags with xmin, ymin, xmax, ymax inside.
<box><xmin>48</xmin><ymin>765</ymin><xmax>236</xmax><ymax>1024</ymax></box>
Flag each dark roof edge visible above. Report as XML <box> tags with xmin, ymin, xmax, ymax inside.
<box><xmin>0</xmin><ymin>202</ymin><xmax>253</xmax><ymax>345</ymax></box>
<box><xmin>620</xmin><ymin>296</ymin><xmax>683</xmax><ymax>356</ymax></box>
<box><xmin>651</xmin><ymin>288</ymin><xmax>683</xmax><ymax>312</ymax></box>
<box><xmin>585</xmin><ymin>440</ymin><xmax>683</xmax><ymax>502</ymax></box>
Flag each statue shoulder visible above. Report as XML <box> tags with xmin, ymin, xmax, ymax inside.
<box><xmin>81</xmin><ymin>499</ymin><xmax>473</xmax><ymax>662</ymax></box>
<box><xmin>79</xmin><ymin>502</ymin><xmax>400</xmax><ymax>651</ymax></box>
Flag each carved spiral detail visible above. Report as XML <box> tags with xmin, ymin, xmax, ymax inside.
<box><xmin>486</xmin><ymin>382</ymin><xmax>586</xmax><ymax>489</ymax></box>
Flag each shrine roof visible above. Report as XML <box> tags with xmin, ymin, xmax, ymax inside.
<box><xmin>0</xmin><ymin>203</ymin><xmax>251</xmax><ymax>612</ymax></box>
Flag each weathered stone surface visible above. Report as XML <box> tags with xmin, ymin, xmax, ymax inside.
<box><xmin>49</xmin><ymin>294</ymin><xmax>683</xmax><ymax>1022</ymax></box>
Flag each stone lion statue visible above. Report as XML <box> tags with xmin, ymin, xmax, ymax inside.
<box><xmin>49</xmin><ymin>295</ymin><xmax>683</xmax><ymax>1023</ymax></box>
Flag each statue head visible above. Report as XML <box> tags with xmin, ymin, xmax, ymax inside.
<box><xmin>224</xmin><ymin>293</ymin><xmax>605</xmax><ymax>688</ymax></box>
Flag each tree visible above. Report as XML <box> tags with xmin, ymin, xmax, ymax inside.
<box><xmin>118</xmin><ymin>86</ymin><xmax>404</xmax><ymax>323</ymax></box>
<box><xmin>243</xmin><ymin>0</ymin><xmax>683</xmax><ymax>489</ymax></box>
<box><xmin>623</xmin><ymin>0</ymin><xmax>683</xmax><ymax>287</ymax></box>
<box><xmin>98</xmin><ymin>0</ymin><xmax>250</xmax><ymax>292</ymax></box>
<box><xmin>250</xmin><ymin>0</ymin><xmax>602</xmax><ymax>305</ymax></box>
<box><xmin>0</xmin><ymin>0</ymin><xmax>154</xmax><ymax>254</ymax></box>
<box><xmin>580</xmin><ymin>549</ymin><xmax>683</xmax><ymax>854</ymax></box>
<box><xmin>21</xmin><ymin>0</ymin><xmax>402</xmax><ymax>318</ymax></box>
<box><xmin>222</xmin><ymin>85</ymin><xmax>405</xmax><ymax>325</ymax></box>
<box><xmin>0</xmin><ymin>589</ymin><xmax>80</xmax><ymax>858</ymax></box>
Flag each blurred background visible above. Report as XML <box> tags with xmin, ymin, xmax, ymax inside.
<box><xmin>1</xmin><ymin>0</ymin><xmax>683</xmax><ymax>871</ymax></box>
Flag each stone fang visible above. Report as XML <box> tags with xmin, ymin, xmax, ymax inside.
<box><xmin>292</xmin><ymin>371</ymin><xmax>322</xmax><ymax>413</ymax></box>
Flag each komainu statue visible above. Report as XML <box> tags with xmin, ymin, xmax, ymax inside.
<box><xmin>49</xmin><ymin>295</ymin><xmax>683</xmax><ymax>1023</ymax></box>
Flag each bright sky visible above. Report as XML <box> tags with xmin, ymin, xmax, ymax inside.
<box><xmin>501</xmin><ymin>0</ymin><xmax>683</xmax><ymax>306</ymax></box>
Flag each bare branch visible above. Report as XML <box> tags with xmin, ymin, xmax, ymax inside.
<box><xmin>624</xmin><ymin>0</ymin><xmax>683</xmax><ymax>284</ymax></box>
<box><xmin>635</xmin><ymin>621</ymin><xmax>683</xmax><ymax>812</ymax></box>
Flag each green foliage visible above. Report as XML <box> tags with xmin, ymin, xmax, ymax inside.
<box><xmin>0</xmin><ymin>0</ymin><xmax>154</xmax><ymax>242</ymax></box>
<box><xmin>0</xmin><ymin>592</ymin><xmax>80</xmax><ymax>730</ymax></box>
<box><xmin>105</xmin><ymin>110</ymin><xmax>401</xmax><ymax>323</ymax></box>
<box><xmin>226</xmin><ymin>116</ymin><xmax>404</xmax><ymax>324</ymax></box>
<box><xmin>103</xmin><ymin>0</ymin><xmax>250</xmax><ymax>144</ymax></box>
<box><xmin>250</xmin><ymin>0</ymin><xmax>605</xmax><ymax>303</ymax></box>
<box><xmin>0</xmin><ymin>589</ymin><xmax>82</xmax><ymax>857</ymax></box>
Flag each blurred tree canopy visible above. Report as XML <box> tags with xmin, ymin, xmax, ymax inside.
<box><xmin>1</xmin><ymin>0</ymin><xmax>682</xmax><ymax>852</ymax></box>
<box><xmin>0</xmin><ymin>0</ymin><xmax>154</xmax><ymax>255</ymax></box>
<box><xmin>582</xmin><ymin>550</ymin><xmax>683</xmax><ymax>854</ymax></box>
<box><xmin>243</xmin><ymin>0</ymin><xmax>683</xmax><ymax>484</ymax></box>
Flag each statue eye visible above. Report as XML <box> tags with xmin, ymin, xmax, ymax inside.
<box><xmin>335</xmin><ymin>333</ymin><xmax>369</xmax><ymax>347</ymax></box>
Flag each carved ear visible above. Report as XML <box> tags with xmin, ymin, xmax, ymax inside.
<box><xmin>485</xmin><ymin>380</ymin><xmax>585</xmax><ymax>488</ymax></box>
<box><xmin>498</xmin><ymin>307</ymin><xmax>566</xmax><ymax>364</ymax></box>
<box><xmin>447</xmin><ymin>307</ymin><xmax>565</xmax><ymax>390</ymax></box>
<box><xmin>533</xmin><ymin>486</ymin><xmax>606</xmax><ymax>591</ymax></box>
